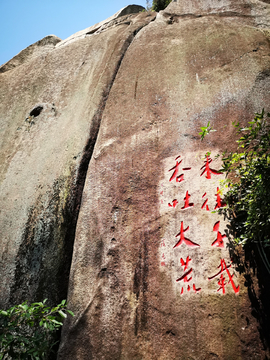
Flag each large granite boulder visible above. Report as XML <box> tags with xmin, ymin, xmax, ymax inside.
<box><xmin>58</xmin><ymin>0</ymin><xmax>270</xmax><ymax>359</ymax></box>
<box><xmin>1</xmin><ymin>0</ymin><xmax>270</xmax><ymax>359</ymax></box>
<box><xmin>0</xmin><ymin>6</ymin><xmax>155</xmax><ymax>308</ymax></box>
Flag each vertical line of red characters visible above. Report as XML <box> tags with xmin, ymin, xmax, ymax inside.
<box><xmin>160</xmin><ymin>154</ymin><xmax>239</xmax><ymax>295</ymax></box>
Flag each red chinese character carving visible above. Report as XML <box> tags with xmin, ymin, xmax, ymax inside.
<box><xmin>177</xmin><ymin>174</ymin><xmax>185</xmax><ymax>183</ymax></box>
<box><xmin>161</xmin><ymin>253</ymin><xmax>166</xmax><ymax>266</ymax></box>
<box><xmin>211</xmin><ymin>221</ymin><xmax>226</xmax><ymax>248</ymax></box>
<box><xmin>169</xmin><ymin>156</ymin><xmax>182</xmax><ymax>182</ymax></box>
<box><xmin>200</xmin><ymin>155</ymin><xmax>222</xmax><ymax>179</ymax></box>
<box><xmin>161</xmin><ymin>241</ymin><xmax>166</xmax><ymax>265</ymax></box>
<box><xmin>176</xmin><ymin>256</ymin><xmax>201</xmax><ymax>294</ymax></box>
<box><xmin>178</xmin><ymin>167</ymin><xmax>192</xmax><ymax>183</ymax></box>
<box><xmin>193</xmin><ymin>284</ymin><xmax>201</xmax><ymax>293</ymax></box>
<box><xmin>169</xmin><ymin>156</ymin><xmax>191</xmax><ymax>183</ymax></box>
<box><xmin>217</xmin><ymin>274</ymin><xmax>227</xmax><ymax>293</ymax></box>
<box><xmin>214</xmin><ymin>187</ymin><xmax>226</xmax><ymax>209</ymax></box>
<box><xmin>201</xmin><ymin>192</ymin><xmax>210</xmax><ymax>211</ymax></box>
<box><xmin>168</xmin><ymin>199</ymin><xmax>178</xmax><ymax>208</ymax></box>
<box><xmin>177</xmin><ymin>267</ymin><xmax>193</xmax><ymax>283</ymax></box>
<box><xmin>181</xmin><ymin>191</ymin><xmax>194</xmax><ymax>210</ymax></box>
<box><xmin>174</xmin><ymin>222</ymin><xmax>200</xmax><ymax>248</ymax></box>
<box><xmin>180</xmin><ymin>255</ymin><xmax>191</xmax><ymax>270</ymax></box>
<box><xmin>208</xmin><ymin>259</ymin><xmax>240</xmax><ymax>294</ymax></box>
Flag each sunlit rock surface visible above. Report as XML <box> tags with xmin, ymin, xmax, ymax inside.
<box><xmin>0</xmin><ymin>6</ymin><xmax>154</xmax><ymax>308</ymax></box>
<box><xmin>0</xmin><ymin>1</ymin><xmax>270</xmax><ymax>359</ymax></box>
<box><xmin>58</xmin><ymin>1</ymin><xmax>270</xmax><ymax>359</ymax></box>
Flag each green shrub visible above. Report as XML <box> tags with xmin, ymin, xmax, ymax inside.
<box><xmin>0</xmin><ymin>299</ymin><xmax>74</xmax><ymax>360</ymax></box>
<box><xmin>220</xmin><ymin>110</ymin><xmax>270</xmax><ymax>250</ymax></box>
<box><xmin>200</xmin><ymin>110</ymin><xmax>270</xmax><ymax>252</ymax></box>
<box><xmin>152</xmin><ymin>0</ymin><xmax>172</xmax><ymax>12</ymax></box>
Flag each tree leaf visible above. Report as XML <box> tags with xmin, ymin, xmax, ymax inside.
<box><xmin>58</xmin><ymin>310</ymin><xmax>67</xmax><ymax>319</ymax></box>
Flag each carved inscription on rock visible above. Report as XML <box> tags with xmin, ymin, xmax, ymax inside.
<box><xmin>159</xmin><ymin>151</ymin><xmax>239</xmax><ymax>296</ymax></box>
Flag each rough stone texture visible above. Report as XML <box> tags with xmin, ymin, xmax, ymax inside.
<box><xmin>167</xmin><ymin>0</ymin><xmax>270</xmax><ymax>27</ymax></box>
<box><xmin>56</xmin><ymin>4</ymin><xmax>145</xmax><ymax>48</ymax></box>
<box><xmin>0</xmin><ymin>7</ymin><xmax>155</xmax><ymax>308</ymax></box>
<box><xmin>58</xmin><ymin>1</ymin><xmax>270</xmax><ymax>359</ymax></box>
<box><xmin>1</xmin><ymin>1</ymin><xmax>270</xmax><ymax>359</ymax></box>
<box><xmin>0</xmin><ymin>35</ymin><xmax>61</xmax><ymax>73</ymax></box>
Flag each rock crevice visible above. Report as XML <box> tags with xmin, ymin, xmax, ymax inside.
<box><xmin>0</xmin><ymin>8</ymin><xmax>156</xmax><ymax>310</ymax></box>
<box><xmin>1</xmin><ymin>2</ymin><xmax>270</xmax><ymax>359</ymax></box>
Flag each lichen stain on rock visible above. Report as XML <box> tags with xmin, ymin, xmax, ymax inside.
<box><xmin>9</xmin><ymin>166</ymin><xmax>76</xmax><ymax>306</ymax></box>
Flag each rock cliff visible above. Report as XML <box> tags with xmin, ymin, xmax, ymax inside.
<box><xmin>1</xmin><ymin>1</ymin><xmax>270</xmax><ymax>359</ymax></box>
<box><xmin>0</xmin><ymin>4</ymin><xmax>151</xmax><ymax>308</ymax></box>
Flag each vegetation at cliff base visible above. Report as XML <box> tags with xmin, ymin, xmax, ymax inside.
<box><xmin>0</xmin><ymin>299</ymin><xmax>74</xmax><ymax>360</ymax></box>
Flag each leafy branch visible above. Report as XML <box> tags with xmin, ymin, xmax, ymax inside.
<box><xmin>0</xmin><ymin>299</ymin><xmax>74</xmax><ymax>360</ymax></box>
<box><xmin>200</xmin><ymin>111</ymin><xmax>270</xmax><ymax>265</ymax></box>
<box><xmin>220</xmin><ymin>110</ymin><xmax>270</xmax><ymax>249</ymax></box>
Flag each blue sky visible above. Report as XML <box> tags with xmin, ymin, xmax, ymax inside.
<box><xmin>0</xmin><ymin>0</ymin><xmax>147</xmax><ymax>66</ymax></box>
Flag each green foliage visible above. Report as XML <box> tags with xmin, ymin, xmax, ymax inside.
<box><xmin>0</xmin><ymin>299</ymin><xmax>74</xmax><ymax>360</ymax></box>
<box><xmin>199</xmin><ymin>121</ymin><xmax>216</xmax><ymax>141</ymax></box>
<box><xmin>220</xmin><ymin>110</ymin><xmax>270</xmax><ymax>250</ymax></box>
<box><xmin>145</xmin><ymin>0</ymin><xmax>152</xmax><ymax>11</ymax></box>
<box><xmin>152</xmin><ymin>0</ymin><xmax>172</xmax><ymax>12</ymax></box>
<box><xmin>199</xmin><ymin>111</ymin><xmax>270</xmax><ymax>273</ymax></box>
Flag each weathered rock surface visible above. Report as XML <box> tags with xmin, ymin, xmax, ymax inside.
<box><xmin>56</xmin><ymin>4</ymin><xmax>145</xmax><ymax>48</ymax></box>
<box><xmin>1</xmin><ymin>0</ymin><xmax>270</xmax><ymax>359</ymax></box>
<box><xmin>167</xmin><ymin>0</ymin><xmax>270</xmax><ymax>26</ymax></box>
<box><xmin>58</xmin><ymin>1</ymin><xmax>270</xmax><ymax>359</ymax></box>
<box><xmin>0</xmin><ymin>6</ymin><xmax>155</xmax><ymax>308</ymax></box>
<box><xmin>0</xmin><ymin>35</ymin><xmax>61</xmax><ymax>73</ymax></box>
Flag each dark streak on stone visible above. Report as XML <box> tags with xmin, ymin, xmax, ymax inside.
<box><xmin>7</xmin><ymin>20</ymin><xmax>153</xmax><ymax>359</ymax></box>
<box><xmin>183</xmin><ymin>133</ymin><xmax>200</xmax><ymax>140</ymax></box>
<box><xmin>134</xmin><ymin>79</ymin><xmax>138</xmax><ymax>99</ymax></box>
<box><xmin>134</xmin><ymin>307</ymin><xmax>139</xmax><ymax>337</ymax></box>
<box><xmin>9</xmin><ymin>171</ymin><xmax>77</xmax><ymax>307</ymax></box>
<box><xmin>133</xmin><ymin>230</ymin><xmax>149</xmax><ymax>335</ymax></box>
<box><xmin>57</xmin><ymin>23</ymin><xmax>149</xmax><ymax>301</ymax></box>
<box><xmin>133</xmin><ymin>251</ymin><xmax>142</xmax><ymax>300</ymax></box>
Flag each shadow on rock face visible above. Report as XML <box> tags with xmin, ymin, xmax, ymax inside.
<box><xmin>222</xmin><ymin>205</ymin><xmax>270</xmax><ymax>354</ymax></box>
<box><xmin>229</xmin><ymin>243</ymin><xmax>270</xmax><ymax>354</ymax></box>
<box><xmin>245</xmin><ymin>245</ymin><xmax>270</xmax><ymax>354</ymax></box>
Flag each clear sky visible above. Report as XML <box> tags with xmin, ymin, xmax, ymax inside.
<box><xmin>0</xmin><ymin>0</ymin><xmax>147</xmax><ymax>67</ymax></box>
